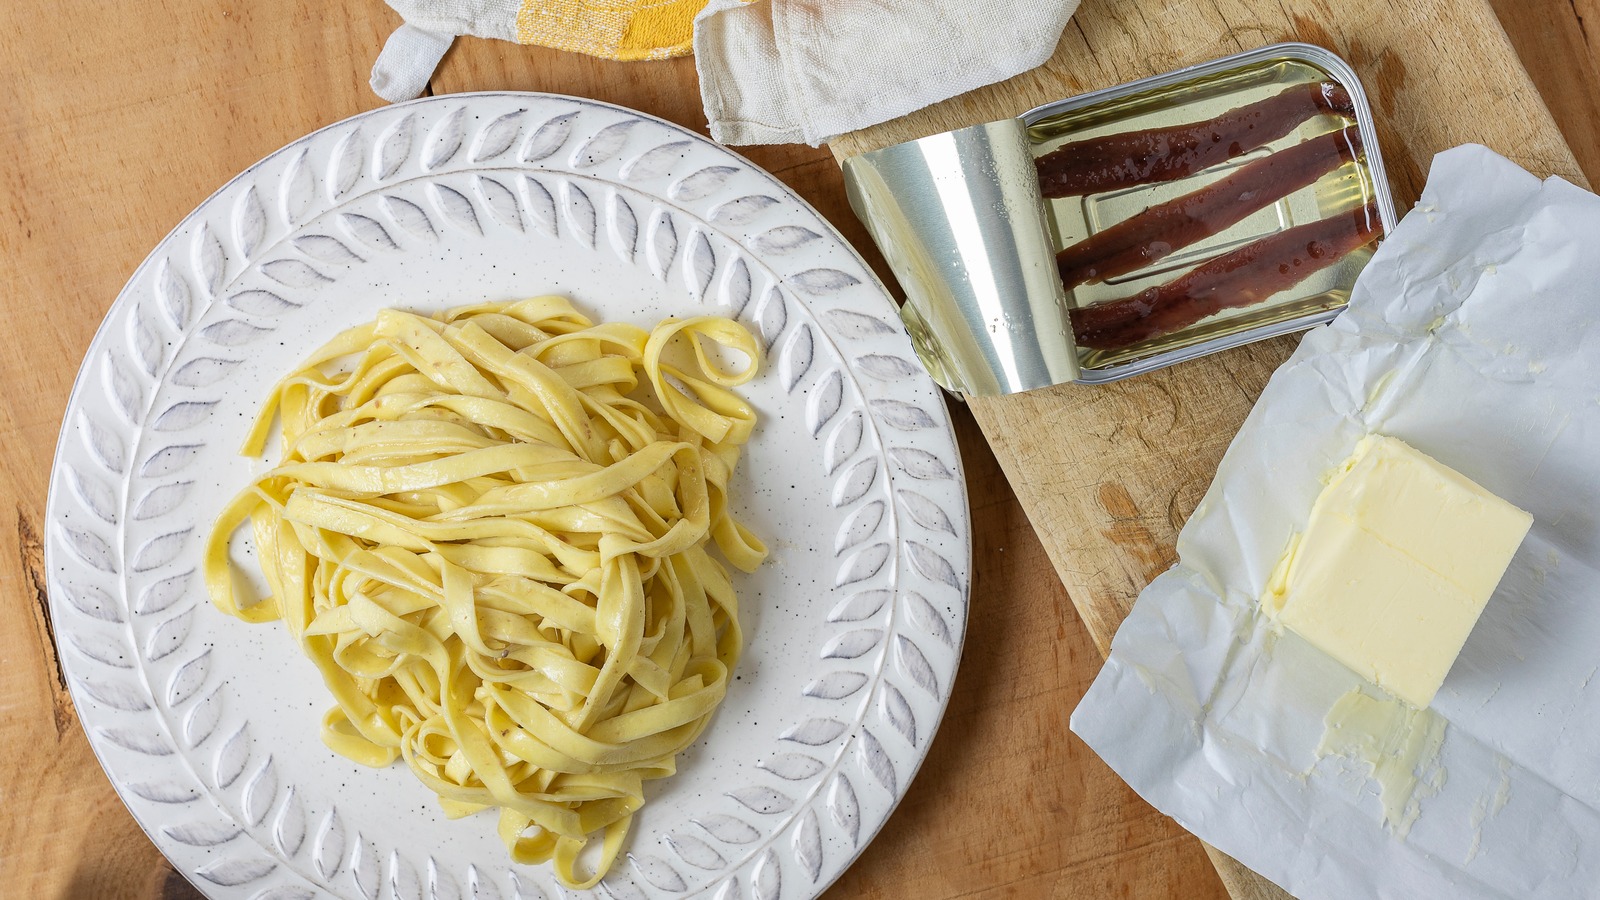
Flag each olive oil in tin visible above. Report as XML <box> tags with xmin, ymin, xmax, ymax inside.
<box><xmin>1027</xmin><ymin>54</ymin><xmax>1385</xmax><ymax>372</ymax></box>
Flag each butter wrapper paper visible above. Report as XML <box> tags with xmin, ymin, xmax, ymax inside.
<box><xmin>1071</xmin><ymin>144</ymin><xmax>1600</xmax><ymax>899</ymax></box>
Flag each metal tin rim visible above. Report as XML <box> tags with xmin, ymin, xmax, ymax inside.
<box><xmin>1024</xmin><ymin>41</ymin><xmax>1399</xmax><ymax>384</ymax></box>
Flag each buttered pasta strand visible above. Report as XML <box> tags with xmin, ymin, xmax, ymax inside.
<box><xmin>204</xmin><ymin>297</ymin><xmax>766</xmax><ymax>887</ymax></box>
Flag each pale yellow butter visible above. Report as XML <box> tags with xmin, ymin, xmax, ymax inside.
<box><xmin>1264</xmin><ymin>434</ymin><xmax>1532</xmax><ymax>708</ymax></box>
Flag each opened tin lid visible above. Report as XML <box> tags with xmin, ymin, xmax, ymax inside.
<box><xmin>843</xmin><ymin>119</ymin><xmax>1080</xmax><ymax>395</ymax></box>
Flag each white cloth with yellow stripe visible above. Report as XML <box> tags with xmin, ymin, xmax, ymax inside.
<box><xmin>372</xmin><ymin>0</ymin><xmax>1079</xmax><ymax>149</ymax></box>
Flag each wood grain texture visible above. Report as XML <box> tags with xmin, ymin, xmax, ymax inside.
<box><xmin>1489</xmin><ymin>0</ymin><xmax>1600</xmax><ymax>180</ymax></box>
<box><xmin>0</xmin><ymin>1</ymin><xmax>1592</xmax><ymax>899</ymax></box>
<box><xmin>829</xmin><ymin>1</ymin><xmax>1591</xmax><ymax>898</ymax></box>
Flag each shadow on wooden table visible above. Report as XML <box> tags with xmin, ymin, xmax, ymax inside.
<box><xmin>61</xmin><ymin>857</ymin><xmax>201</xmax><ymax>900</ymax></box>
<box><xmin>822</xmin><ymin>402</ymin><xmax>1226</xmax><ymax>899</ymax></box>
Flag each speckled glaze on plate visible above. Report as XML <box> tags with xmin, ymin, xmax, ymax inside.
<box><xmin>44</xmin><ymin>93</ymin><xmax>971</xmax><ymax>900</ymax></box>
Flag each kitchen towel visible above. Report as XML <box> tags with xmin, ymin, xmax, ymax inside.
<box><xmin>372</xmin><ymin>0</ymin><xmax>1079</xmax><ymax>149</ymax></box>
<box><xmin>695</xmin><ymin>0</ymin><xmax>1079</xmax><ymax>146</ymax></box>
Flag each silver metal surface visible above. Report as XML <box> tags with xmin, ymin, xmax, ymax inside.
<box><xmin>843</xmin><ymin>42</ymin><xmax>1399</xmax><ymax>395</ymax></box>
<box><xmin>843</xmin><ymin>120</ymin><xmax>1079</xmax><ymax>395</ymax></box>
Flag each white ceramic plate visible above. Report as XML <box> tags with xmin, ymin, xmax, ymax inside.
<box><xmin>45</xmin><ymin>94</ymin><xmax>970</xmax><ymax>900</ymax></box>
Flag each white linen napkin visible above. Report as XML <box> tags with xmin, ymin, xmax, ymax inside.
<box><xmin>693</xmin><ymin>0</ymin><xmax>1080</xmax><ymax>146</ymax></box>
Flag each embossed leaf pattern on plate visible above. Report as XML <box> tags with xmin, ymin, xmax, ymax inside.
<box><xmin>45</xmin><ymin>93</ymin><xmax>968</xmax><ymax>900</ymax></box>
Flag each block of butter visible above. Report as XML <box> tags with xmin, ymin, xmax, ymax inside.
<box><xmin>1263</xmin><ymin>434</ymin><xmax>1533</xmax><ymax>708</ymax></box>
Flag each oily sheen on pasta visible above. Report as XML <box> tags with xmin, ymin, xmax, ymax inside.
<box><xmin>203</xmin><ymin>297</ymin><xmax>767</xmax><ymax>887</ymax></box>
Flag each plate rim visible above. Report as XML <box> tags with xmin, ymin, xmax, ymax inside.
<box><xmin>45</xmin><ymin>90</ymin><xmax>973</xmax><ymax>899</ymax></box>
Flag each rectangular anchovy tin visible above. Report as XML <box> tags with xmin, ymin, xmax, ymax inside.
<box><xmin>843</xmin><ymin>42</ymin><xmax>1399</xmax><ymax>396</ymax></box>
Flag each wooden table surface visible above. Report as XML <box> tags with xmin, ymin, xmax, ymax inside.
<box><xmin>2</xmin><ymin>2</ymin><xmax>1596</xmax><ymax>899</ymax></box>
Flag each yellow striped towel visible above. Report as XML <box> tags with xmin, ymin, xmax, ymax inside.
<box><xmin>373</xmin><ymin>0</ymin><xmax>717</xmax><ymax>101</ymax></box>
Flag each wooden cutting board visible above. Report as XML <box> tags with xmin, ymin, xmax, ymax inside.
<box><xmin>830</xmin><ymin>0</ymin><xmax>1588</xmax><ymax>896</ymax></box>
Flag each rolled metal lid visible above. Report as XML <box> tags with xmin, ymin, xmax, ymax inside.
<box><xmin>843</xmin><ymin>119</ymin><xmax>1080</xmax><ymax>397</ymax></box>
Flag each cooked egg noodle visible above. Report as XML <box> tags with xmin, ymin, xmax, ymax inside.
<box><xmin>203</xmin><ymin>298</ymin><xmax>765</xmax><ymax>888</ymax></box>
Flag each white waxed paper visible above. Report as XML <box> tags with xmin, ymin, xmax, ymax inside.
<box><xmin>1070</xmin><ymin>145</ymin><xmax>1600</xmax><ymax>900</ymax></box>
